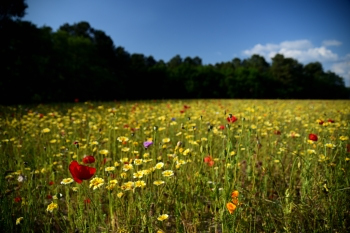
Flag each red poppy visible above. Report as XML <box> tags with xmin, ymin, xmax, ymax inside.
<box><xmin>82</xmin><ymin>155</ymin><xmax>95</xmax><ymax>164</ymax></box>
<box><xmin>69</xmin><ymin>161</ymin><xmax>96</xmax><ymax>184</ymax></box>
<box><xmin>319</xmin><ymin>120</ymin><xmax>324</xmax><ymax>125</ymax></box>
<box><xmin>184</xmin><ymin>105</ymin><xmax>190</xmax><ymax>109</ymax></box>
<box><xmin>309</xmin><ymin>134</ymin><xmax>318</xmax><ymax>141</ymax></box>
<box><xmin>227</xmin><ymin>115</ymin><xmax>237</xmax><ymax>123</ymax></box>
<box><xmin>49</xmin><ymin>181</ymin><xmax>54</xmax><ymax>186</ymax></box>
<box><xmin>14</xmin><ymin>196</ymin><xmax>21</xmax><ymax>203</ymax></box>
<box><xmin>327</xmin><ymin>119</ymin><xmax>335</xmax><ymax>123</ymax></box>
<box><xmin>219</xmin><ymin>125</ymin><xmax>225</xmax><ymax>130</ymax></box>
<box><xmin>180</xmin><ymin>110</ymin><xmax>185</xmax><ymax>114</ymax></box>
<box><xmin>204</xmin><ymin>156</ymin><xmax>214</xmax><ymax>167</ymax></box>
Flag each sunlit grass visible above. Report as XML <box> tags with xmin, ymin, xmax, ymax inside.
<box><xmin>1</xmin><ymin>99</ymin><xmax>349</xmax><ymax>232</ymax></box>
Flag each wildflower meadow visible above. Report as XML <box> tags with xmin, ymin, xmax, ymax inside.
<box><xmin>1</xmin><ymin>99</ymin><xmax>349</xmax><ymax>232</ymax></box>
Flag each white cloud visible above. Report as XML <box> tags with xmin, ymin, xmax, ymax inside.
<box><xmin>322</xmin><ymin>40</ymin><xmax>342</xmax><ymax>47</ymax></box>
<box><xmin>331</xmin><ymin>54</ymin><xmax>350</xmax><ymax>86</ymax></box>
<box><xmin>243</xmin><ymin>39</ymin><xmax>338</xmax><ymax>63</ymax></box>
<box><xmin>243</xmin><ymin>39</ymin><xmax>350</xmax><ymax>87</ymax></box>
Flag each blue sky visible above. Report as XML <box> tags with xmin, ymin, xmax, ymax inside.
<box><xmin>24</xmin><ymin>0</ymin><xmax>350</xmax><ymax>86</ymax></box>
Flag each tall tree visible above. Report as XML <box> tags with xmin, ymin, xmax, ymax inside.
<box><xmin>0</xmin><ymin>0</ymin><xmax>27</xmax><ymax>22</ymax></box>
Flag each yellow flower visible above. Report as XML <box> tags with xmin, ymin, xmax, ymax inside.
<box><xmin>157</xmin><ymin>214</ymin><xmax>169</xmax><ymax>221</ymax></box>
<box><xmin>105</xmin><ymin>166</ymin><xmax>115</xmax><ymax>172</ymax></box>
<box><xmin>41</xmin><ymin>128</ymin><xmax>50</xmax><ymax>133</ymax></box>
<box><xmin>117</xmin><ymin>136</ymin><xmax>129</xmax><ymax>142</ymax></box>
<box><xmin>153</xmin><ymin>180</ymin><xmax>165</xmax><ymax>186</ymax></box>
<box><xmin>162</xmin><ymin>170</ymin><xmax>174</xmax><ymax>177</ymax></box>
<box><xmin>134</xmin><ymin>159</ymin><xmax>143</xmax><ymax>165</ymax></box>
<box><xmin>339</xmin><ymin>136</ymin><xmax>349</xmax><ymax>141</ymax></box>
<box><xmin>162</xmin><ymin>138</ymin><xmax>171</xmax><ymax>143</ymax></box>
<box><xmin>325</xmin><ymin>143</ymin><xmax>336</xmax><ymax>149</ymax></box>
<box><xmin>16</xmin><ymin>217</ymin><xmax>23</xmax><ymax>225</ymax></box>
<box><xmin>134</xmin><ymin>180</ymin><xmax>146</xmax><ymax>188</ymax></box>
<box><xmin>307</xmin><ymin>149</ymin><xmax>316</xmax><ymax>154</ymax></box>
<box><xmin>133</xmin><ymin>171</ymin><xmax>144</xmax><ymax>179</ymax></box>
<box><xmin>121</xmin><ymin>147</ymin><xmax>130</xmax><ymax>152</ymax></box>
<box><xmin>122</xmin><ymin>164</ymin><xmax>133</xmax><ymax>171</ymax></box>
<box><xmin>183</xmin><ymin>148</ymin><xmax>191</xmax><ymax>155</ymax></box>
<box><xmin>61</xmin><ymin>178</ymin><xmax>74</xmax><ymax>185</ymax></box>
<box><xmin>89</xmin><ymin>177</ymin><xmax>104</xmax><ymax>190</ymax></box>
<box><xmin>46</xmin><ymin>202</ymin><xmax>58</xmax><ymax>213</ymax></box>
<box><xmin>155</xmin><ymin>162</ymin><xmax>164</xmax><ymax>169</ymax></box>
<box><xmin>121</xmin><ymin>181</ymin><xmax>134</xmax><ymax>191</ymax></box>
<box><xmin>99</xmin><ymin>149</ymin><xmax>109</xmax><ymax>155</ymax></box>
<box><xmin>117</xmin><ymin>192</ymin><xmax>124</xmax><ymax>198</ymax></box>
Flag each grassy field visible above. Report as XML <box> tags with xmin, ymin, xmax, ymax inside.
<box><xmin>1</xmin><ymin>99</ymin><xmax>349</xmax><ymax>233</ymax></box>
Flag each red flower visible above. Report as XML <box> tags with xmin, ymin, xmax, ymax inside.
<box><xmin>49</xmin><ymin>181</ymin><xmax>54</xmax><ymax>186</ymax></box>
<box><xmin>204</xmin><ymin>156</ymin><xmax>214</xmax><ymax>167</ymax></box>
<box><xmin>184</xmin><ymin>105</ymin><xmax>190</xmax><ymax>109</ymax></box>
<box><xmin>227</xmin><ymin>115</ymin><xmax>237</xmax><ymax>123</ymax></box>
<box><xmin>180</xmin><ymin>110</ymin><xmax>185</xmax><ymax>114</ymax></box>
<box><xmin>347</xmin><ymin>144</ymin><xmax>350</xmax><ymax>153</ymax></box>
<box><xmin>327</xmin><ymin>119</ymin><xmax>335</xmax><ymax>123</ymax></box>
<box><xmin>69</xmin><ymin>161</ymin><xmax>96</xmax><ymax>184</ymax></box>
<box><xmin>46</xmin><ymin>194</ymin><xmax>53</xmax><ymax>199</ymax></box>
<box><xmin>82</xmin><ymin>155</ymin><xmax>95</xmax><ymax>164</ymax></box>
<box><xmin>14</xmin><ymin>196</ymin><xmax>21</xmax><ymax>203</ymax></box>
<box><xmin>219</xmin><ymin>125</ymin><xmax>225</xmax><ymax>130</ymax></box>
<box><xmin>319</xmin><ymin>120</ymin><xmax>324</xmax><ymax>125</ymax></box>
<box><xmin>309</xmin><ymin>134</ymin><xmax>318</xmax><ymax>141</ymax></box>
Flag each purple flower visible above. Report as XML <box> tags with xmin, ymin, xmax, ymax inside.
<box><xmin>143</xmin><ymin>141</ymin><xmax>153</xmax><ymax>148</ymax></box>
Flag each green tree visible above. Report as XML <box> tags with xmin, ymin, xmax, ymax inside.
<box><xmin>270</xmin><ymin>54</ymin><xmax>304</xmax><ymax>98</ymax></box>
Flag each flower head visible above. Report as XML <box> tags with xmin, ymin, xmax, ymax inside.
<box><xmin>226</xmin><ymin>202</ymin><xmax>236</xmax><ymax>214</ymax></box>
<box><xmin>69</xmin><ymin>161</ymin><xmax>96</xmax><ymax>184</ymax></box>
<box><xmin>82</xmin><ymin>155</ymin><xmax>95</xmax><ymax>164</ymax></box>
<box><xmin>143</xmin><ymin>140</ymin><xmax>153</xmax><ymax>148</ymax></box>
<box><xmin>309</xmin><ymin>134</ymin><xmax>318</xmax><ymax>141</ymax></box>
<box><xmin>16</xmin><ymin>217</ymin><xmax>23</xmax><ymax>225</ymax></box>
<box><xmin>155</xmin><ymin>162</ymin><xmax>164</xmax><ymax>169</ymax></box>
<box><xmin>61</xmin><ymin>178</ymin><xmax>74</xmax><ymax>185</ymax></box>
<box><xmin>157</xmin><ymin>214</ymin><xmax>169</xmax><ymax>221</ymax></box>
<box><xmin>162</xmin><ymin>170</ymin><xmax>174</xmax><ymax>177</ymax></box>
<box><xmin>46</xmin><ymin>202</ymin><xmax>58</xmax><ymax>212</ymax></box>
<box><xmin>204</xmin><ymin>155</ymin><xmax>214</xmax><ymax>167</ymax></box>
<box><xmin>89</xmin><ymin>177</ymin><xmax>105</xmax><ymax>190</ymax></box>
<box><xmin>227</xmin><ymin>115</ymin><xmax>238</xmax><ymax>123</ymax></box>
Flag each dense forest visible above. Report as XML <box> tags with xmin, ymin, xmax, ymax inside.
<box><xmin>1</xmin><ymin>1</ymin><xmax>349</xmax><ymax>105</ymax></box>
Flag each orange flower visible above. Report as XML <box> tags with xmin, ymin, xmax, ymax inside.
<box><xmin>226</xmin><ymin>202</ymin><xmax>236</xmax><ymax>214</ymax></box>
<box><xmin>232</xmin><ymin>198</ymin><xmax>239</xmax><ymax>205</ymax></box>
<box><xmin>231</xmin><ymin>190</ymin><xmax>239</xmax><ymax>198</ymax></box>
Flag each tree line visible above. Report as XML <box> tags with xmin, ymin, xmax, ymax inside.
<box><xmin>1</xmin><ymin>1</ymin><xmax>349</xmax><ymax>105</ymax></box>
